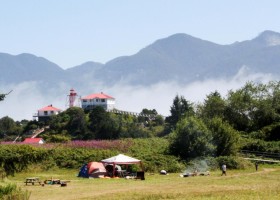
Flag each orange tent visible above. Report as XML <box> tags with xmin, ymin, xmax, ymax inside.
<box><xmin>87</xmin><ymin>162</ymin><xmax>107</xmax><ymax>178</ymax></box>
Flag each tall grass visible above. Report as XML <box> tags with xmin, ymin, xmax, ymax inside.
<box><xmin>0</xmin><ymin>183</ymin><xmax>31</xmax><ymax>200</ymax></box>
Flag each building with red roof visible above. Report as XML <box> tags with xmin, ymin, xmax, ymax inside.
<box><xmin>34</xmin><ymin>104</ymin><xmax>62</xmax><ymax>122</ymax></box>
<box><xmin>23</xmin><ymin>138</ymin><xmax>45</xmax><ymax>144</ymax></box>
<box><xmin>81</xmin><ymin>92</ymin><xmax>115</xmax><ymax>111</ymax></box>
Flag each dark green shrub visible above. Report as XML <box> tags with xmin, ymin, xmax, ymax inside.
<box><xmin>260</xmin><ymin>122</ymin><xmax>280</xmax><ymax>141</ymax></box>
<box><xmin>0</xmin><ymin>145</ymin><xmax>49</xmax><ymax>176</ymax></box>
<box><xmin>37</xmin><ymin>157</ymin><xmax>58</xmax><ymax>171</ymax></box>
<box><xmin>141</xmin><ymin>154</ymin><xmax>184</xmax><ymax>173</ymax></box>
<box><xmin>241</xmin><ymin>138</ymin><xmax>280</xmax><ymax>153</ymax></box>
<box><xmin>45</xmin><ymin>134</ymin><xmax>71</xmax><ymax>143</ymax></box>
<box><xmin>248</xmin><ymin>131</ymin><xmax>266</xmax><ymax>140</ymax></box>
<box><xmin>52</xmin><ymin>147</ymin><xmax>117</xmax><ymax>168</ymax></box>
<box><xmin>169</xmin><ymin>117</ymin><xmax>214</xmax><ymax>160</ymax></box>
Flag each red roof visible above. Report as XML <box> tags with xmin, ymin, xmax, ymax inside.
<box><xmin>23</xmin><ymin>138</ymin><xmax>44</xmax><ymax>144</ymax></box>
<box><xmin>81</xmin><ymin>92</ymin><xmax>114</xmax><ymax>100</ymax></box>
<box><xmin>38</xmin><ymin>105</ymin><xmax>61</xmax><ymax>111</ymax></box>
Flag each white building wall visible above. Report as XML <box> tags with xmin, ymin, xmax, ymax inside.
<box><xmin>81</xmin><ymin>98</ymin><xmax>115</xmax><ymax>110</ymax></box>
<box><xmin>38</xmin><ymin>110</ymin><xmax>61</xmax><ymax>117</ymax></box>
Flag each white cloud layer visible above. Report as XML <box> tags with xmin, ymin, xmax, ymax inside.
<box><xmin>111</xmin><ymin>66</ymin><xmax>275</xmax><ymax>117</ymax></box>
<box><xmin>0</xmin><ymin>67</ymin><xmax>277</xmax><ymax>121</ymax></box>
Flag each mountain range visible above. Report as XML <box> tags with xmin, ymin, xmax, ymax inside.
<box><xmin>1</xmin><ymin>30</ymin><xmax>280</xmax><ymax>91</ymax></box>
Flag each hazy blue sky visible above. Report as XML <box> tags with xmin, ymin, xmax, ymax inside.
<box><xmin>1</xmin><ymin>0</ymin><xmax>279</xmax><ymax>69</ymax></box>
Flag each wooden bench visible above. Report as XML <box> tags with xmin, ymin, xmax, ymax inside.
<box><xmin>24</xmin><ymin>177</ymin><xmax>41</xmax><ymax>185</ymax></box>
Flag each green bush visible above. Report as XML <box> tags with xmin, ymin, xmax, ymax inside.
<box><xmin>141</xmin><ymin>154</ymin><xmax>184</xmax><ymax>173</ymax></box>
<box><xmin>0</xmin><ymin>183</ymin><xmax>31</xmax><ymax>200</ymax></box>
<box><xmin>36</xmin><ymin>157</ymin><xmax>58</xmax><ymax>171</ymax></box>
<box><xmin>45</xmin><ymin>134</ymin><xmax>71</xmax><ymax>143</ymax></box>
<box><xmin>0</xmin><ymin>145</ymin><xmax>49</xmax><ymax>176</ymax></box>
<box><xmin>215</xmin><ymin>156</ymin><xmax>253</xmax><ymax>169</ymax></box>
<box><xmin>52</xmin><ymin>147</ymin><xmax>116</xmax><ymax>168</ymax></box>
<box><xmin>241</xmin><ymin>138</ymin><xmax>280</xmax><ymax>153</ymax></box>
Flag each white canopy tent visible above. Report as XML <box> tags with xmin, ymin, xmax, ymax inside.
<box><xmin>101</xmin><ymin>154</ymin><xmax>144</xmax><ymax>177</ymax></box>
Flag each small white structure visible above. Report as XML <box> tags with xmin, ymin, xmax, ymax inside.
<box><xmin>81</xmin><ymin>92</ymin><xmax>115</xmax><ymax>111</ymax></box>
<box><xmin>35</xmin><ymin>104</ymin><xmax>62</xmax><ymax>122</ymax></box>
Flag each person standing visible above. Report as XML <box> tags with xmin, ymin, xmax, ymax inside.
<box><xmin>221</xmin><ymin>164</ymin><xmax>227</xmax><ymax>176</ymax></box>
<box><xmin>255</xmin><ymin>162</ymin><xmax>258</xmax><ymax>171</ymax></box>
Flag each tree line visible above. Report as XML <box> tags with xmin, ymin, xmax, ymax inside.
<box><xmin>1</xmin><ymin>81</ymin><xmax>280</xmax><ymax>161</ymax></box>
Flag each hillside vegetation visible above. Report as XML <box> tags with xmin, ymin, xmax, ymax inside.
<box><xmin>0</xmin><ymin>81</ymin><xmax>280</xmax><ymax>177</ymax></box>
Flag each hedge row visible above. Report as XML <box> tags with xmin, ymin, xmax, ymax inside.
<box><xmin>0</xmin><ymin>138</ymin><xmax>185</xmax><ymax>175</ymax></box>
<box><xmin>0</xmin><ymin>138</ymin><xmax>260</xmax><ymax>176</ymax></box>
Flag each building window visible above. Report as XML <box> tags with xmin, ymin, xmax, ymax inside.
<box><xmin>44</xmin><ymin>111</ymin><xmax>48</xmax><ymax>115</ymax></box>
<box><xmin>50</xmin><ymin>111</ymin><xmax>54</xmax><ymax>114</ymax></box>
<box><xmin>83</xmin><ymin>100</ymin><xmax>87</xmax><ymax>102</ymax></box>
<box><xmin>101</xmin><ymin>99</ymin><xmax>105</xmax><ymax>102</ymax></box>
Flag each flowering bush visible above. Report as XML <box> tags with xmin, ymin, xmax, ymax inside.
<box><xmin>63</xmin><ymin>139</ymin><xmax>133</xmax><ymax>152</ymax></box>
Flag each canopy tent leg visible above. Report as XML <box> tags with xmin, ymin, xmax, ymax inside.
<box><xmin>113</xmin><ymin>163</ymin><xmax>116</xmax><ymax>178</ymax></box>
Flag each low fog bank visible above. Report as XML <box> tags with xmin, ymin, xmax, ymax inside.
<box><xmin>0</xmin><ymin>82</ymin><xmax>69</xmax><ymax>121</ymax></box>
<box><xmin>113</xmin><ymin>67</ymin><xmax>275</xmax><ymax>117</ymax></box>
<box><xmin>0</xmin><ymin>67</ymin><xmax>277</xmax><ymax>121</ymax></box>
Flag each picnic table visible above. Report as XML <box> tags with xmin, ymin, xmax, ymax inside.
<box><xmin>24</xmin><ymin>177</ymin><xmax>41</xmax><ymax>185</ymax></box>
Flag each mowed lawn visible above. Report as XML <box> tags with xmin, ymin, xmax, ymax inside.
<box><xmin>7</xmin><ymin>165</ymin><xmax>280</xmax><ymax>200</ymax></box>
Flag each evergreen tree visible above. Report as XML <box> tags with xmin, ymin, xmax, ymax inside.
<box><xmin>65</xmin><ymin>107</ymin><xmax>88</xmax><ymax>139</ymax></box>
<box><xmin>88</xmin><ymin>106</ymin><xmax>120</xmax><ymax>139</ymax></box>
<box><xmin>166</xmin><ymin>95</ymin><xmax>194</xmax><ymax>129</ymax></box>
<box><xmin>199</xmin><ymin>91</ymin><xmax>226</xmax><ymax>120</ymax></box>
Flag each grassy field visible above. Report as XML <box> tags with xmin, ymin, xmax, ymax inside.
<box><xmin>4</xmin><ymin>165</ymin><xmax>280</xmax><ymax>200</ymax></box>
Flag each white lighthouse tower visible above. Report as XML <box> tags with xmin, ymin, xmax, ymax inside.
<box><xmin>67</xmin><ymin>88</ymin><xmax>80</xmax><ymax>108</ymax></box>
